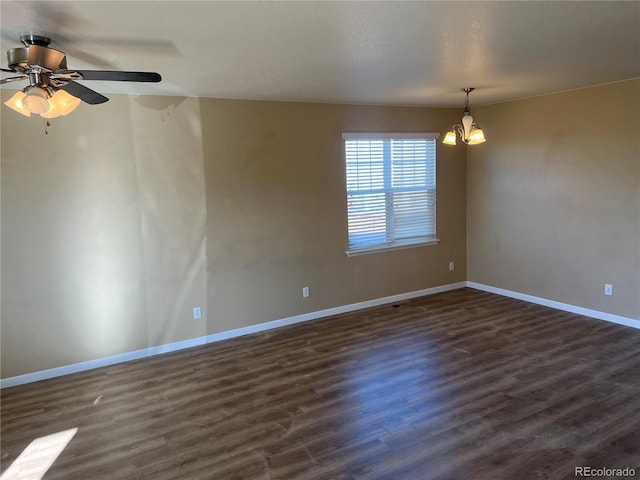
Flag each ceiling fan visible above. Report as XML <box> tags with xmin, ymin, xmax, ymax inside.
<box><xmin>1</xmin><ymin>34</ymin><xmax>161</xmax><ymax>118</ymax></box>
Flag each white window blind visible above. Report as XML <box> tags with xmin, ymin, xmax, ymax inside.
<box><xmin>343</xmin><ymin>133</ymin><xmax>438</xmax><ymax>255</ymax></box>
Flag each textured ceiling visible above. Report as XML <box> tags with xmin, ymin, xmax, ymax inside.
<box><xmin>1</xmin><ymin>1</ymin><xmax>639</xmax><ymax>107</ymax></box>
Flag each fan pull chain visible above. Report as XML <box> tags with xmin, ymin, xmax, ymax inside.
<box><xmin>43</xmin><ymin>117</ymin><xmax>51</xmax><ymax>135</ymax></box>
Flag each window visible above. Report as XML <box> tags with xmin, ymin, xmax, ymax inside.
<box><xmin>343</xmin><ymin>132</ymin><xmax>439</xmax><ymax>256</ymax></box>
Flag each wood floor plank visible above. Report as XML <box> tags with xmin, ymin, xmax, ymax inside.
<box><xmin>2</xmin><ymin>288</ymin><xmax>639</xmax><ymax>479</ymax></box>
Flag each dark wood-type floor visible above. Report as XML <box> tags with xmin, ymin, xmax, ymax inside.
<box><xmin>2</xmin><ymin>288</ymin><xmax>639</xmax><ymax>479</ymax></box>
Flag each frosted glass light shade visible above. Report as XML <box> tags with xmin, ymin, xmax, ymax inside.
<box><xmin>44</xmin><ymin>90</ymin><xmax>81</xmax><ymax>118</ymax></box>
<box><xmin>22</xmin><ymin>87</ymin><xmax>50</xmax><ymax>114</ymax></box>
<box><xmin>4</xmin><ymin>91</ymin><xmax>31</xmax><ymax>117</ymax></box>
<box><xmin>468</xmin><ymin>128</ymin><xmax>486</xmax><ymax>145</ymax></box>
<box><xmin>442</xmin><ymin>130</ymin><xmax>457</xmax><ymax>145</ymax></box>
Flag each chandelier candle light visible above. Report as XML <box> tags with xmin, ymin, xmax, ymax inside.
<box><xmin>443</xmin><ymin>88</ymin><xmax>486</xmax><ymax>145</ymax></box>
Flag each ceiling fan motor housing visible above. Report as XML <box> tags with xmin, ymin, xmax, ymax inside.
<box><xmin>7</xmin><ymin>47</ymin><xmax>29</xmax><ymax>69</ymax></box>
<box><xmin>8</xmin><ymin>35</ymin><xmax>53</xmax><ymax>69</ymax></box>
<box><xmin>8</xmin><ymin>43</ymin><xmax>67</xmax><ymax>72</ymax></box>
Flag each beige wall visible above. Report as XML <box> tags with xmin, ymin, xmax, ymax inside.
<box><xmin>3</xmin><ymin>80</ymin><xmax>638</xmax><ymax>380</ymax></box>
<box><xmin>200</xmin><ymin>99</ymin><xmax>467</xmax><ymax>333</ymax></box>
<box><xmin>1</xmin><ymin>94</ymin><xmax>466</xmax><ymax>378</ymax></box>
<box><xmin>467</xmin><ymin>80</ymin><xmax>640</xmax><ymax>319</ymax></box>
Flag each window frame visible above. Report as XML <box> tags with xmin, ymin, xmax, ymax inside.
<box><xmin>343</xmin><ymin>132</ymin><xmax>440</xmax><ymax>257</ymax></box>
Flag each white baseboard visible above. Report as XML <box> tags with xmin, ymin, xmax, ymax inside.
<box><xmin>0</xmin><ymin>281</ymin><xmax>466</xmax><ymax>389</ymax></box>
<box><xmin>467</xmin><ymin>281</ymin><xmax>640</xmax><ymax>330</ymax></box>
<box><xmin>6</xmin><ymin>280</ymin><xmax>633</xmax><ymax>389</ymax></box>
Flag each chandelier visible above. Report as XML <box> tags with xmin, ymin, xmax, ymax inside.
<box><xmin>443</xmin><ymin>88</ymin><xmax>486</xmax><ymax>145</ymax></box>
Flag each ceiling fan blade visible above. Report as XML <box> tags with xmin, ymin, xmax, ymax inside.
<box><xmin>1</xmin><ymin>75</ymin><xmax>27</xmax><ymax>84</ymax></box>
<box><xmin>58</xmin><ymin>81</ymin><xmax>109</xmax><ymax>105</ymax></box>
<box><xmin>1</xmin><ymin>67</ymin><xmax>19</xmax><ymax>73</ymax></box>
<box><xmin>72</xmin><ymin>70</ymin><xmax>161</xmax><ymax>82</ymax></box>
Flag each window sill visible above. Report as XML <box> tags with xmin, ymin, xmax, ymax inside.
<box><xmin>346</xmin><ymin>238</ymin><xmax>440</xmax><ymax>257</ymax></box>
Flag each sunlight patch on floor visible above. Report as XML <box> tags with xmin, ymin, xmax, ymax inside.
<box><xmin>0</xmin><ymin>428</ymin><xmax>78</xmax><ymax>480</ymax></box>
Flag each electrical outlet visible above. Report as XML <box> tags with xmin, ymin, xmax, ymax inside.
<box><xmin>302</xmin><ymin>286</ymin><xmax>310</xmax><ymax>298</ymax></box>
<box><xmin>193</xmin><ymin>306</ymin><xmax>202</xmax><ymax>319</ymax></box>
<box><xmin>449</xmin><ymin>261</ymin><xmax>455</xmax><ymax>271</ymax></box>
<box><xmin>604</xmin><ymin>284</ymin><xmax>613</xmax><ymax>296</ymax></box>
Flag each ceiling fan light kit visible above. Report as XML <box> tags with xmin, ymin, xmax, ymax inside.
<box><xmin>443</xmin><ymin>88</ymin><xmax>486</xmax><ymax>146</ymax></box>
<box><xmin>1</xmin><ymin>34</ymin><xmax>161</xmax><ymax>126</ymax></box>
<box><xmin>5</xmin><ymin>86</ymin><xmax>82</xmax><ymax>118</ymax></box>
